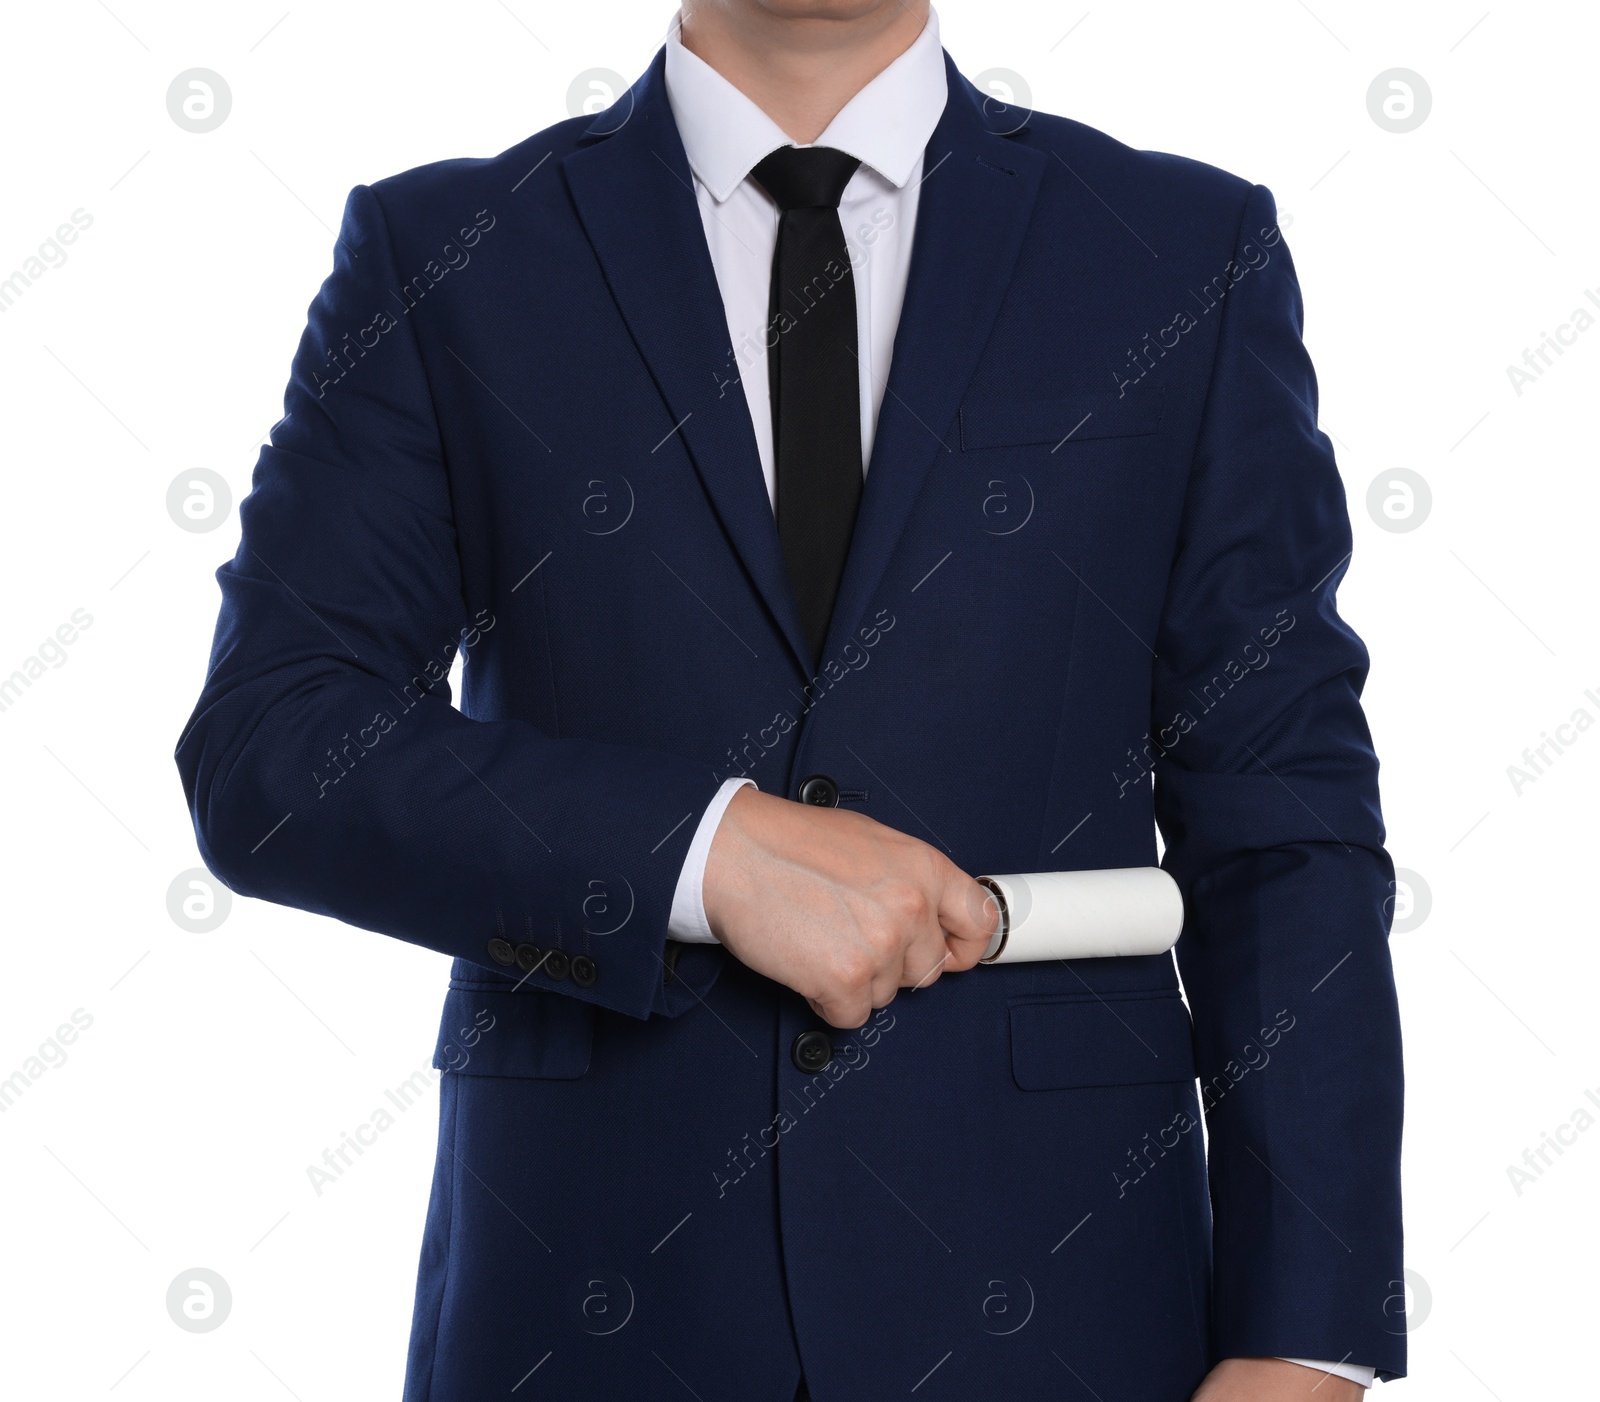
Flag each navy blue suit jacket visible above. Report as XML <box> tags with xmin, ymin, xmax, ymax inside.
<box><xmin>177</xmin><ymin>50</ymin><xmax>1405</xmax><ymax>1400</ymax></box>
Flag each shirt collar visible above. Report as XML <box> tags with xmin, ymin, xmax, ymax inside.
<box><xmin>663</xmin><ymin>7</ymin><xmax>948</xmax><ymax>203</ymax></box>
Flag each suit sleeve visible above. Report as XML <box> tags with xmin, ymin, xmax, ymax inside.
<box><xmin>1152</xmin><ymin>184</ymin><xmax>1405</xmax><ymax>1377</ymax></box>
<box><xmin>175</xmin><ymin>185</ymin><xmax>722</xmax><ymax>1021</ymax></box>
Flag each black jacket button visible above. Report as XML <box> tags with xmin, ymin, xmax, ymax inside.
<box><xmin>544</xmin><ymin>949</ymin><xmax>571</xmax><ymax>981</ymax></box>
<box><xmin>797</xmin><ymin>774</ymin><xmax>840</xmax><ymax>807</ymax></box>
<box><xmin>792</xmin><ymin>1029</ymin><xmax>833</xmax><ymax>1073</ymax></box>
<box><xmin>514</xmin><ymin>942</ymin><xmax>542</xmax><ymax>972</ymax></box>
<box><xmin>571</xmin><ymin>954</ymin><xmax>597</xmax><ymax>988</ymax></box>
<box><xmin>487</xmin><ymin>938</ymin><xmax>516</xmax><ymax>966</ymax></box>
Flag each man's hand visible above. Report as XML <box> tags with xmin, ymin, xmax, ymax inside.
<box><xmin>1193</xmin><ymin>1359</ymin><xmax>1364</xmax><ymax>1401</ymax></box>
<box><xmin>701</xmin><ymin>786</ymin><xmax>996</xmax><ymax>1027</ymax></box>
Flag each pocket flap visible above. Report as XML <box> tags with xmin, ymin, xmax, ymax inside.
<box><xmin>960</xmin><ymin>388</ymin><xmax>1164</xmax><ymax>450</ymax></box>
<box><xmin>1009</xmin><ymin>992</ymin><xmax>1194</xmax><ymax>1091</ymax></box>
<box><xmin>433</xmin><ymin>983</ymin><xmax>594</xmax><ymax>1080</ymax></box>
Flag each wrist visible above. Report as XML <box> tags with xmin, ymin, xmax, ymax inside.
<box><xmin>701</xmin><ymin>781</ymin><xmax>765</xmax><ymax>939</ymax></box>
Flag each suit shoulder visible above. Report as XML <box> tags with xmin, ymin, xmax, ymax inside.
<box><xmin>360</xmin><ymin>113</ymin><xmax>593</xmax><ymax>224</ymax></box>
<box><xmin>1013</xmin><ymin>107</ymin><xmax>1260</xmax><ymax>227</ymax></box>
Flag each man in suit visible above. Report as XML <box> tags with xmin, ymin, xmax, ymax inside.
<box><xmin>177</xmin><ymin>2</ymin><xmax>1404</xmax><ymax>1398</ymax></box>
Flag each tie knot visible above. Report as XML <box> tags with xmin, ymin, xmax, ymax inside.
<box><xmin>751</xmin><ymin>146</ymin><xmax>862</xmax><ymax>212</ymax></box>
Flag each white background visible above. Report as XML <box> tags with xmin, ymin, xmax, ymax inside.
<box><xmin>1</xmin><ymin>1</ymin><xmax>1595</xmax><ymax>1396</ymax></box>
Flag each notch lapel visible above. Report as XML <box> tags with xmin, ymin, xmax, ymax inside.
<box><xmin>820</xmin><ymin>60</ymin><xmax>1046</xmax><ymax>665</ymax></box>
<box><xmin>562</xmin><ymin>54</ymin><xmax>815</xmax><ymax>676</ymax></box>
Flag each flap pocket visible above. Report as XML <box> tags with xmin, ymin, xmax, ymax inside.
<box><xmin>960</xmin><ymin>387</ymin><xmax>1164</xmax><ymax>450</ymax></box>
<box><xmin>433</xmin><ymin>983</ymin><xmax>594</xmax><ymax>1080</ymax></box>
<box><xmin>1009</xmin><ymin>991</ymin><xmax>1194</xmax><ymax>1091</ymax></box>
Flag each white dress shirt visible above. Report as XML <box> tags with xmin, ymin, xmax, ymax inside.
<box><xmin>662</xmin><ymin>8</ymin><xmax>945</xmax><ymax>947</ymax></box>
<box><xmin>657</xmin><ymin>15</ymin><xmax>1371</xmax><ymax>1388</ymax></box>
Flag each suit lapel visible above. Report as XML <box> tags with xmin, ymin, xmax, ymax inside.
<box><xmin>562</xmin><ymin>53</ymin><xmax>1045</xmax><ymax>682</ymax></box>
<box><xmin>563</xmin><ymin>54</ymin><xmax>815</xmax><ymax>675</ymax></box>
<box><xmin>821</xmin><ymin>60</ymin><xmax>1046</xmax><ymax>665</ymax></box>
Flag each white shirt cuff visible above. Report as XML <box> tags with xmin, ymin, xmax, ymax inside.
<box><xmin>666</xmin><ymin>777</ymin><xmax>754</xmax><ymax>943</ymax></box>
<box><xmin>1279</xmin><ymin>1358</ymin><xmax>1375</xmax><ymax>1388</ymax></box>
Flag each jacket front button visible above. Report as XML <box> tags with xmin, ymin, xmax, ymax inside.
<box><xmin>544</xmin><ymin>949</ymin><xmax>571</xmax><ymax>981</ymax></box>
<box><xmin>571</xmin><ymin>954</ymin><xmax>597</xmax><ymax>988</ymax></box>
<box><xmin>797</xmin><ymin>774</ymin><xmax>840</xmax><ymax>807</ymax></box>
<box><xmin>487</xmin><ymin>938</ymin><xmax>516</xmax><ymax>967</ymax></box>
<box><xmin>514</xmin><ymin>942</ymin><xmax>542</xmax><ymax>973</ymax></box>
<box><xmin>792</xmin><ymin>1029</ymin><xmax>833</xmax><ymax>1073</ymax></box>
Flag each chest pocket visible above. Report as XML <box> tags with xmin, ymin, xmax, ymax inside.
<box><xmin>959</xmin><ymin>386</ymin><xmax>1164</xmax><ymax>451</ymax></box>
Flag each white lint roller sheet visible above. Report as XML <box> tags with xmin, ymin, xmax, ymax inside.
<box><xmin>975</xmin><ymin>867</ymin><xmax>1184</xmax><ymax>964</ymax></box>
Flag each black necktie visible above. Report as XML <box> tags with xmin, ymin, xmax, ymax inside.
<box><xmin>751</xmin><ymin>145</ymin><xmax>864</xmax><ymax>667</ymax></box>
